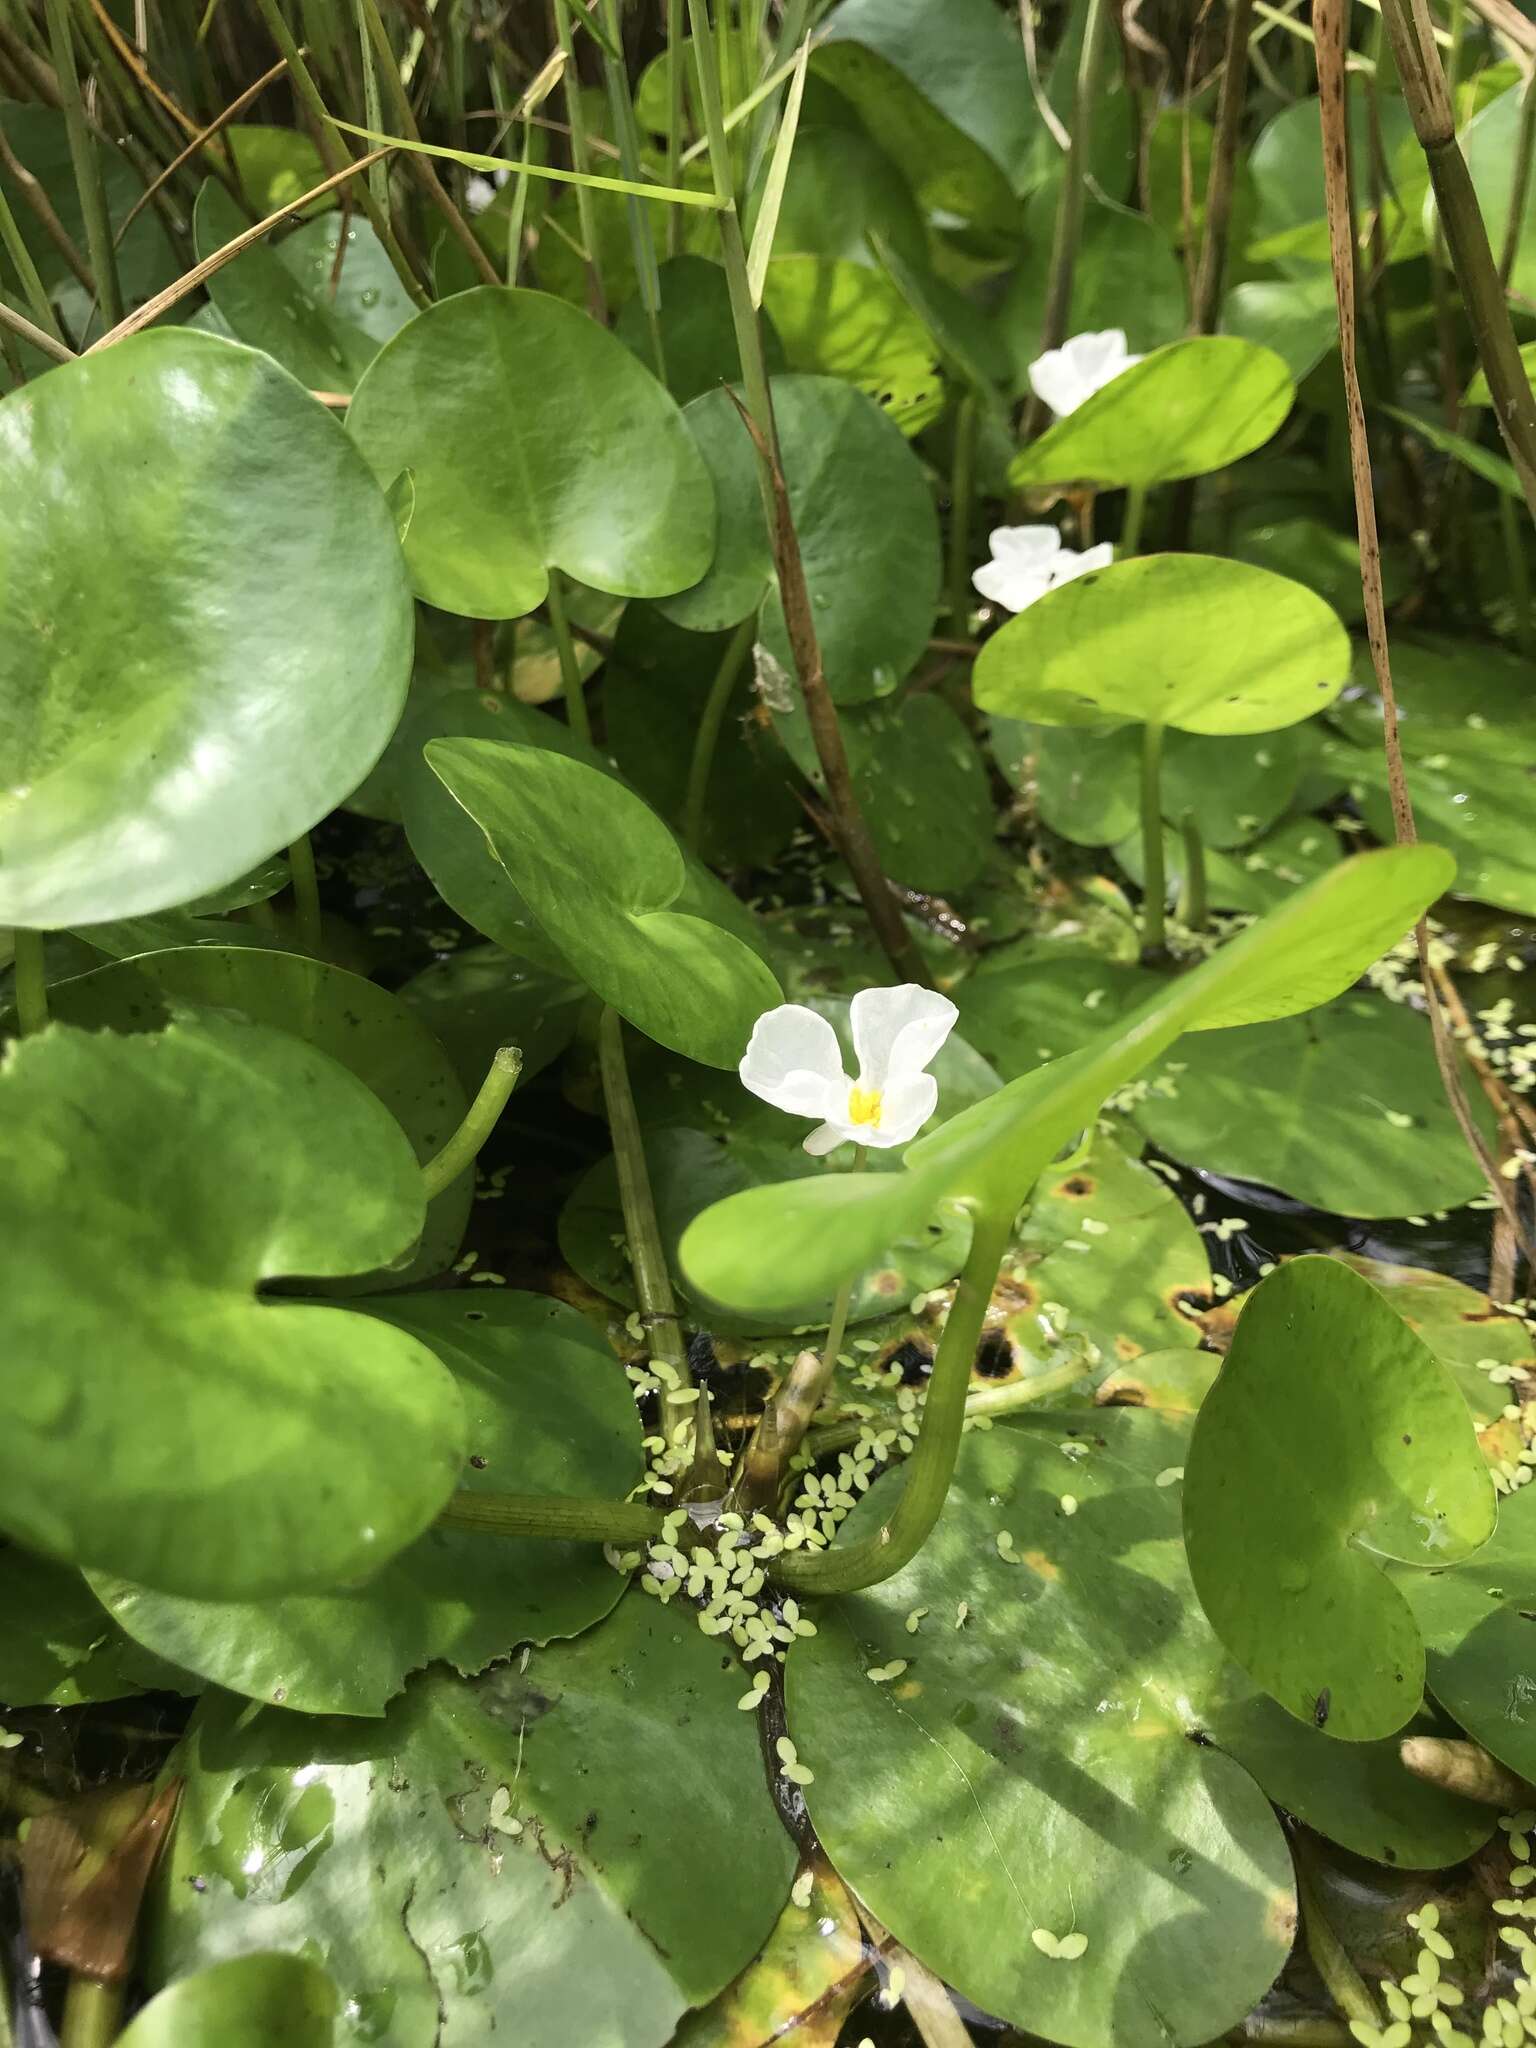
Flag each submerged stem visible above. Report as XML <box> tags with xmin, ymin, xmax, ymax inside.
<box><xmin>436</xmin><ymin>1490</ymin><xmax>664</xmax><ymax>1544</ymax></box>
<box><xmin>287</xmin><ymin>832</ymin><xmax>323</xmax><ymax>956</ymax></box>
<box><xmin>544</xmin><ymin>571</ymin><xmax>592</xmax><ymax>746</ymax></box>
<box><xmin>420</xmin><ymin>1046</ymin><xmax>521</xmax><ymax>1203</ymax></box>
<box><xmin>682</xmin><ymin>614</ymin><xmax>755</xmax><ymax>853</ymax></box>
<box><xmin>771</xmin><ymin>1204</ymin><xmax>1013</xmax><ymax>1595</ymax></box>
<box><xmin>1139</xmin><ymin>721</ymin><xmax>1168</xmax><ymax>958</ymax></box>
<box><xmin>1179</xmin><ymin>812</ymin><xmax>1208</xmax><ymax>932</ymax></box>
<box><xmin>598</xmin><ymin>1006</ymin><xmax>718</xmax><ymax>1480</ymax></box>
<box><xmin>1120</xmin><ymin>482</ymin><xmax>1147</xmax><ymax>556</ymax></box>
<box><xmin>59</xmin><ymin>1976</ymin><xmax>123</xmax><ymax>2048</ymax></box>
<box><xmin>12</xmin><ymin>928</ymin><xmax>48</xmax><ymax>1036</ymax></box>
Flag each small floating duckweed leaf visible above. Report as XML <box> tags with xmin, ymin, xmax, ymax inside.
<box><xmin>1184</xmin><ymin>1258</ymin><xmax>1497</xmax><ymax>1741</ymax></box>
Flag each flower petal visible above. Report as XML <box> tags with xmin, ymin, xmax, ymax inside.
<box><xmin>803</xmin><ymin>1121</ymin><xmax>849</xmax><ymax>1156</ymax></box>
<box><xmin>972</xmin><ymin>557</ymin><xmax>1050</xmax><ymax>613</ymax></box>
<box><xmin>740</xmin><ymin>1004</ymin><xmax>847</xmax><ymax>1120</ymax></box>
<box><xmin>1027</xmin><ymin>343</ymin><xmax>1089</xmax><ymax>418</ymax></box>
<box><xmin>862</xmin><ymin>1071</ymin><xmax>939</xmax><ymax>1147</ymax></box>
<box><xmin>850</xmin><ymin>985</ymin><xmax>958</xmax><ymax>1090</ymax></box>
<box><xmin>986</xmin><ymin>524</ymin><xmax>1062</xmax><ymax>567</ymax></box>
<box><xmin>1048</xmin><ymin>541</ymin><xmax>1115</xmax><ymax>590</ymax></box>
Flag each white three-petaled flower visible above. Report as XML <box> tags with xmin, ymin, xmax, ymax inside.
<box><xmin>972</xmin><ymin>526</ymin><xmax>1113</xmax><ymax>614</ymax></box>
<box><xmin>1028</xmin><ymin>328</ymin><xmax>1143</xmax><ymax>417</ymax></box>
<box><xmin>739</xmin><ymin>985</ymin><xmax>958</xmax><ymax>1156</ymax></box>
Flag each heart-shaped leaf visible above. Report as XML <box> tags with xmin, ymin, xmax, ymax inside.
<box><xmin>1133</xmin><ymin>994</ymin><xmax>1494</xmax><ymax>1218</ymax></box>
<box><xmin>29</xmin><ymin>945</ymin><xmax>473</xmax><ymax>1288</ymax></box>
<box><xmin>118</xmin><ymin>1954</ymin><xmax>337</xmax><ymax>2048</ymax></box>
<box><xmin>193</xmin><ymin>179</ymin><xmax>415</xmax><ymax>392</ymax></box>
<box><xmin>1184</xmin><ymin>1257</ymin><xmax>1497</xmax><ymax>1741</ymax></box>
<box><xmin>681</xmin><ymin>845</ymin><xmax>1452</xmax><ymax>1315</ymax></box>
<box><xmin>0</xmin><ymin>1546</ymin><xmax>194</xmax><ymax>1707</ymax></box>
<box><xmin>0</xmin><ymin>1021</ymin><xmax>464</xmax><ymax>1599</ymax></box>
<box><xmin>1398</xmin><ymin>1481</ymin><xmax>1536</xmax><ymax>1783</ymax></box>
<box><xmin>91</xmin><ymin>1293</ymin><xmax>639</xmax><ymax>1716</ymax></box>
<box><xmin>346</xmin><ymin>285</ymin><xmax>714</xmax><ymax>618</ymax></box>
<box><xmin>760</xmin><ymin>255</ymin><xmax>945</xmax><ymax>435</ymax></box>
<box><xmin>0</xmin><ymin>330</ymin><xmax>413</xmax><ymax>929</ymax></box>
<box><xmin>426</xmin><ymin>738</ymin><xmax>781</xmax><ymax>1066</ymax></box>
<box><xmin>973</xmin><ymin>555</ymin><xmax>1349</xmax><ymax>735</ymax></box>
<box><xmin>659</xmin><ymin>374</ymin><xmax>941</xmax><ymax>702</ymax></box>
<box><xmin>149</xmin><ymin>1599</ymin><xmax>796</xmax><ymax>2047</ymax></box>
<box><xmin>1008</xmin><ymin>337</ymin><xmax>1293</xmax><ymax>489</ymax></box>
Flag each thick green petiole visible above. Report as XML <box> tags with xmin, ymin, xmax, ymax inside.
<box><xmin>544</xmin><ymin>572</ymin><xmax>592</xmax><ymax>746</ymax></box>
<box><xmin>287</xmin><ymin>832</ymin><xmax>323</xmax><ymax>956</ymax></box>
<box><xmin>682</xmin><ymin>614</ymin><xmax>755</xmax><ymax>853</ymax></box>
<box><xmin>771</xmin><ymin>1204</ymin><xmax>1013</xmax><ymax>1595</ymax></box>
<box><xmin>1139</xmin><ymin>720</ymin><xmax>1168</xmax><ymax>957</ymax></box>
<box><xmin>436</xmin><ymin>1490</ymin><xmax>663</xmax><ymax>1545</ymax></box>
<box><xmin>1179</xmin><ymin>813</ymin><xmax>1208</xmax><ymax>932</ymax></box>
<box><xmin>420</xmin><ymin>1046</ymin><xmax>522</xmax><ymax>1203</ymax></box>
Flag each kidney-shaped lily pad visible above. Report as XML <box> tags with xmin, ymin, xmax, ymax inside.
<box><xmin>427</xmin><ymin>738</ymin><xmax>780</xmax><ymax>1067</ymax></box>
<box><xmin>0</xmin><ymin>1546</ymin><xmax>194</xmax><ymax>1708</ymax></box>
<box><xmin>0</xmin><ymin>329</ymin><xmax>413</xmax><ymax>929</ymax></box>
<box><xmin>682</xmin><ymin>845</ymin><xmax>1452</xmax><ymax>1316</ymax></box>
<box><xmin>1009</xmin><ymin>337</ymin><xmax>1294</xmax><ymax>489</ymax></box>
<box><xmin>32</xmin><ymin>945</ymin><xmax>473</xmax><ymax>1289</ymax></box>
<box><xmin>1184</xmin><ymin>1258</ymin><xmax>1497</xmax><ymax>1742</ymax></box>
<box><xmin>658</xmin><ymin>374</ymin><xmax>941</xmax><ymax>702</ymax></box>
<box><xmin>0</xmin><ymin>1021</ymin><xmax>464</xmax><ymax>1600</ymax></box>
<box><xmin>118</xmin><ymin>1954</ymin><xmax>337</xmax><ymax>2048</ymax></box>
<box><xmin>347</xmin><ymin>286</ymin><xmax>715</xmax><ymax>619</ymax></box>
<box><xmin>973</xmin><ymin>554</ymin><xmax>1350</xmax><ymax>736</ymax></box>
<box><xmin>1397</xmin><ymin>1480</ymin><xmax>1536</xmax><ymax>1784</ymax></box>
<box><xmin>786</xmin><ymin>1410</ymin><xmax>1297</xmax><ymax>2047</ymax></box>
<box><xmin>149</xmin><ymin>1596</ymin><xmax>796</xmax><ymax>2047</ymax></box>
<box><xmin>91</xmin><ymin>1293</ymin><xmax>639</xmax><ymax>1716</ymax></box>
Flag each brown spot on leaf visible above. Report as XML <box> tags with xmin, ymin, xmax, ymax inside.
<box><xmin>1114</xmin><ymin>1335</ymin><xmax>1143</xmax><ymax>1362</ymax></box>
<box><xmin>1022</xmin><ymin>1549</ymin><xmax>1059</xmax><ymax>1579</ymax></box>
<box><xmin>1056</xmin><ymin>1175</ymin><xmax>1096</xmax><ymax>1200</ymax></box>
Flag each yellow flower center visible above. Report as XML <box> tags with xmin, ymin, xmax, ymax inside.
<box><xmin>846</xmin><ymin>1085</ymin><xmax>884</xmax><ymax>1128</ymax></box>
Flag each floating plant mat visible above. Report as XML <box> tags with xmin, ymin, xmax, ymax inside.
<box><xmin>149</xmin><ymin>1594</ymin><xmax>796</xmax><ymax>2048</ymax></box>
<box><xmin>784</xmin><ymin>1410</ymin><xmax>1490</xmax><ymax>2048</ymax></box>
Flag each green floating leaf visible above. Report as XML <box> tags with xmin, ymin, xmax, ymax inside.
<box><xmin>1114</xmin><ymin>815</ymin><xmax>1342</xmax><ymax>916</ymax></box>
<box><xmin>427</xmin><ymin>738</ymin><xmax>781</xmax><ymax>1067</ymax></box>
<box><xmin>955</xmin><ymin>950</ymin><xmax>1161</xmax><ymax>1078</ymax></box>
<box><xmin>1008</xmin><ymin>338</ymin><xmax>1294</xmax><ymax>489</ymax></box>
<box><xmin>760</xmin><ymin>254</ymin><xmax>945</xmax><ymax>434</ymax></box>
<box><xmin>1184</xmin><ymin>1258</ymin><xmax>1497</xmax><ymax>1742</ymax></box>
<box><xmin>1340</xmin><ymin>744</ymin><xmax>1536</xmax><ymax>920</ymax></box>
<box><xmin>0</xmin><ymin>330</ymin><xmax>413</xmax><ymax>929</ymax></box>
<box><xmin>681</xmin><ymin>845</ymin><xmax>1453</xmax><ymax>1315</ymax></box>
<box><xmin>0</xmin><ymin>1546</ymin><xmax>194</xmax><ymax>1708</ymax></box>
<box><xmin>975</xmin><ymin>554</ymin><xmax>1348</xmax><ymax>735</ymax></box>
<box><xmin>659</xmin><ymin>373</ymin><xmax>941</xmax><ymax>702</ymax></box>
<box><xmin>772</xmin><ymin>689</ymin><xmax>993</xmax><ymax>893</ymax></box>
<box><xmin>1134</xmin><ymin>994</ymin><xmax>1494</xmax><ymax>1218</ymax></box>
<box><xmin>1246</xmin><ymin>88</ymin><xmax>1426</xmax><ymax>271</ymax></box>
<box><xmin>149</xmin><ymin>1598</ymin><xmax>796</xmax><ymax>2046</ymax></box>
<box><xmin>347</xmin><ymin>286</ymin><xmax>714</xmax><ymax>618</ymax></box>
<box><xmin>1399</xmin><ymin>1481</ymin><xmax>1536</xmax><ymax>1784</ymax></box>
<box><xmin>786</xmin><ymin>1410</ymin><xmax>1296</xmax><ymax>2047</ymax></box>
<box><xmin>396</xmin><ymin>944</ymin><xmax>584</xmax><ymax>1095</ymax></box>
<box><xmin>193</xmin><ymin>181</ymin><xmax>415</xmax><ymax>392</ymax></box>
<box><xmin>31</xmin><ymin>945</ymin><xmax>472</xmax><ymax>1289</ymax></box>
<box><xmin>119</xmin><ymin>1953</ymin><xmax>337</xmax><ymax>2048</ymax></box>
<box><xmin>92</xmin><ymin>1294</ymin><xmax>639</xmax><ymax>1716</ymax></box>
<box><xmin>0</xmin><ymin>1021</ymin><xmax>464</xmax><ymax>1600</ymax></box>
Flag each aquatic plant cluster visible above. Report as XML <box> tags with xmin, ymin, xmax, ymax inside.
<box><xmin>3</xmin><ymin>1</ymin><xmax>1536</xmax><ymax>2045</ymax></box>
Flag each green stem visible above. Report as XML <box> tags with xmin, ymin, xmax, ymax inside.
<box><xmin>1295</xmin><ymin>1847</ymin><xmax>1380</xmax><ymax>2031</ymax></box>
<box><xmin>772</xmin><ymin>1204</ymin><xmax>1013</xmax><ymax>1594</ymax></box>
<box><xmin>352</xmin><ymin>0</ymin><xmax>388</xmax><ymax>218</ymax></box>
<box><xmin>1139</xmin><ymin>721</ymin><xmax>1168</xmax><ymax>957</ymax></box>
<box><xmin>436</xmin><ymin>1489</ymin><xmax>662</xmax><ymax>1544</ymax></box>
<box><xmin>665</xmin><ymin>0</ymin><xmax>685</xmax><ymax>258</ymax></box>
<box><xmin>545</xmin><ymin>571</ymin><xmax>592</xmax><ymax>746</ymax></box>
<box><xmin>44</xmin><ymin>0</ymin><xmax>122</xmax><ymax>330</ymax></box>
<box><xmin>598</xmin><ymin>1006</ymin><xmax>717</xmax><ymax>1476</ymax></box>
<box><xmin>0</xmin><ymin>151</ymin><xmax>68</xmax><ymax>347</ymax></box>
<box><xmin>597</xmin><ymin>0</ymin><xmax>665</xmax><ymax>381</ymax></box>
<box><xmin>1178</xmin><ymin>812</ymin><xmax>1207</xmax><ymax>932</ymax></box>
<box><xmin>249</xmin><ymin>0</ymin><xmax>427</xmax><ymax>307</ymax></box>
<box><xmin>1120</xmin><ymin>483</ymin><xmax>1147</xmax><ymax>556</ymax></box>
<box><xmin>287</xmin><ymin>832</ymin><xmax>323</xmax><ymax>956</ymax></box>
<box><xmin>12</xmin><ymin>928</ymin><xmax>48</xmax><ymax>1036</ymax></box>
<box><xmin>59</xmin><ymin>1977</ymin><xmax>123</xmax><ymax>2048</ymax></box>
<box><xmin>1020</xmin><ymin>0</ymin><xmax>1112</xmax><ymax>440</ymax></box>
<box><xmin>1501</xmin><ymin>484</ymin><xmax>1536</xmax><ymax>658</ymax></box>
<box><xmin>554</xmin><ymin>0</ymin><xmax>607</xmax><ymax>317</ymax></box>
<box><xmin>683</xmin><ymin>614</ymin><xmax>755</xmax><ymax>853</ymax></box>
<box><xmin>946</xmin><ymin>392</ymin><xmax>978</xmax><ymax>634</ymax></box>
<box><xmin>1190</xmin><ymin>0</ymin><xmax>1255</xmax><ymax>335</ymax></box>
<box><xmin>421</xmin><ymin>1046</ymin><xmax>521</xmax><ymax>1203</ymax></box>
